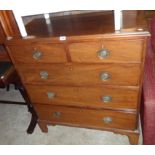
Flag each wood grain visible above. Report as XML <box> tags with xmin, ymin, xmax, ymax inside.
<box><xmin>69</xmin><ymin>39</ymin><xmax>144</xmax><ymax>63</ymax></box>
<box><xmin>21</xmin><ymin>11</ymin><xmax>149</xmax><ymax>38</ymax></box>
<box><xmin>18</xmin><ymin>63</ymin><xmax>141</xmax><ymax>86</ymax></box>
<box><xmin>0</xmin><ymin>22</ymin><xmax>6</xmax><ymax>43</ymax></box>
<box><xmin>9</xmin><ymin>43</ymin><xmax>67</xmax><ymax>63</ymax></box>
<box><xmin>0</xmin><ymin>45</ymin><xmax>10</xmax><ymax>61</ymax></box>
<box><xmin>5</xmin><ymin>11</ymin><xmax>150</xmax><ymax>144</ymax></box>
<box><xmin>34</xmin><ymin>104</ymin><xmax>137</xmax><ymax>130</ymax></box>
<box><xmin>0</xmin><ymin>10</ymin><xmax>21</xmax><ymax>38</ymax></box>
<box><xmin>25</xmin><ymin>84</ymin><xmax>139</xmax><ymax>110</ymax></box>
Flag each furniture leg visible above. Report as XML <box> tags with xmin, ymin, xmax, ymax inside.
<box><xmin>6</xmin><ymin>84</ymin><xmax>10</xmax><ymax>91</ymax></box>
<box><xmin>38</xmin><ymin>121</ymin><xmax>48</xmax><ymax>133</ymax></box>
<box><xmin>127</xmin><ymin>133</ymin><xmax>139</xmax><ymax>145</ymax></box>
<box><xmin>18</xmin><ymin>85</ymin><xmax>38</xmax><ymax>134</ymax></box>
<box><xmin>27</xmin><ymin>109</ymin><xmax>38</xmax><ymax>134</ymax></box>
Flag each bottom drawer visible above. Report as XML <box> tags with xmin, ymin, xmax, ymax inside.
<box><xmin>34</xmin><ymin>105</ymin><xmax>137</xmax><ymax>130</ymax></box>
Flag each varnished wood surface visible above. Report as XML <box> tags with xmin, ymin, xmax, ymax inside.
<box><xmin>25</xmin><ymin>84</ymin><xmax>139</xmax><ymax>110</ymax></box>
<box><xmin>23</xmin><ymin>11</ymin><xmax>149</xmax><ymax>38</ymax></box>
<box><xmin>34</xmin><ymin>104</ymin><xmax>137</xmax><ymax>130</ymax></box>
<box><xmin>69</xmin><ymin>39</ymin><xmax>144</xmax><ymax>63</ymax></box>
<box><xmin>18</xmin><ymin>63</ymin><xmax>141</xmax><ymax>86</ymax></box>
<box><xmin>0</xmin><ymin>10</ymin><xmax>21</xmax><ymax>38</ymax></box>
<box><xmin>5</xmin><ymin>11</ymin><xmax>150</xmax><ymax>144</ymax></box>
<box><xmin>0</xmin><ymin>45</ymin><xmax>10</xmax><ymax>61</ymax></box>
<box><xmin>8</xmin><ymin>38</ymin><xmax>145</xmax><ymax>64</ymax></box>
<box><xmin>9</xmin><ymin>43</ymin><xmax>67</xmax><ymax>63</ymax></box>
<box><xmin>0</xmin><ymin>22</ymin><xmax>10</xmax><ymax>61</ymax></box>
<box><xmin>0</xmin><ymin>22</ymin><xmax>6</xmax><ymax>44</ymax></box>
<box><xmin>25</xmin><ymin>11</ymin><xmax>115</xmax><ymax>38</ymax></box>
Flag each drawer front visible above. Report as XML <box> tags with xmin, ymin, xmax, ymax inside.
<box><xmin>69</xmin><ymin>40</ymin><xmax>144</xmax><ymax>63</ymax></box>
<box><xmin>9</xmin><ymin>43</ymin><xmax>67</xmax><ymax>63</ymax></box>
<box><xmin>35</xmin><ymin>105</ymin><xmax>137</xmax><ymax>130</ymax></box>
<box><xmin>26</xmin><ymin>85</ymin><xmax>139</xmax><ymax>110</ymax></box>
<box><xmin>18</xmin><ymin>64</ymin><xmax>141</xmax><ymax>86</ymax></box>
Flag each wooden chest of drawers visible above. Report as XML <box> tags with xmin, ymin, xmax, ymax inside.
<box><xmin>6</xmin><ymin>11</ymin><xmax>150</xmax><ymax>144</ymax></box>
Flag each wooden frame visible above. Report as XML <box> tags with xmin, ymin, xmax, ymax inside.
<box><xmin>0</xmin><ymin>10</ymin><xmax>21</xmax><ymax>38</ymax></box>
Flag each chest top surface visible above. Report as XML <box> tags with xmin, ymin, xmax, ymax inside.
<box><xmin>7</xmin><ymin>10</ymin><xmax>151</xmax><ymax>43</ymax></box>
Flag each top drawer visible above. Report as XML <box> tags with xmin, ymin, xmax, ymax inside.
<box><xmin>69</xmin><ymin>39</ymin><xmax>144</xmax><ymax>63</ymax></box>
<box><xmin>8</xmin><ymin>43</ymin><xmax>67</xmax><ymax>64</ymax></box>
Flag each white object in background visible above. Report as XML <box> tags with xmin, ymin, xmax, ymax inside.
<box><xmin>114</xmin><ymin>10</ymin><xmax>122</xmax><ymax>31</ymax></box>
<box><xmin>12</xmin><ymin>8</ymin><xmax>68</xmax><ymax>37</ymax></box>
<box><xmin>44</xmin><ymin>13</ymin><xmax>50</xmax><ymax>19</ymax></box>
<box><xmin>13</xmin><ymin>10</ymin><xmax>28</xmax><ymax>37</ymax></box>
<box><xmin>44</xmin><ymin>13</ymin><xmax>51</xmax><ymax>24</ymax></box>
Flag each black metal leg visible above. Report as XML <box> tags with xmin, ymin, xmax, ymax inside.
<box><xmin>18</xmin><ymin>86</ymin><xmax>38</xmax><ymax>134</ymax></box>
<box><xmin>14</xmin><ymin>84</ymin><xmax>18</xmax><ymax>90</ymax></box>
<box><xmin>6</xmin><ymin>84</ymin><xmax>10</xmax><ymax>91</ymax></box>
<box><xmin>27</xmin><ymin>108</ymin><xmax>38</xmax><ymax>134</ymax></box>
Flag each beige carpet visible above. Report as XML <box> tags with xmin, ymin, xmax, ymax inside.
<box><xmin>0</xmin><ymin>86</ymin><xmax>142</xmax><ymax>145</ymax></box>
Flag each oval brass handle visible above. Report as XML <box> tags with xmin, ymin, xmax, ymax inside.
<box><xmin>33</xmin><ymin>50</ymin><xmax>43</xmax><ymax>60</ymax></box>
<box><xmin>103</xmin><ymin>117</ymin><xmax>113</xmax><ymax>123</ymax></box>
<box><xmin>97</xmin><ymin>49</ymin><xmax>109</xmax><ymax>59</ymax></box>
<box><xmin>100</xmin><ymin>72</ymin><xmax>110</xmax><ymax>81</ymax></box>
<box><xmin>102</xmin><ymin>96</ymin><xmax>112</xmax><ymax>103</ymax></box>
<box><xmin>53</xmin><ymin>112</ymin><xmax>61</xmax><ymax>118</ymax></box>
<box><xmin>40</xmin><ymin>71</ymin><xmax>49</xmax><ymax>79</ymax></box>
<box><xmin>47</xmin><ymin>92</ymin><xmax>56</xmax><ymax>99</ymax></box>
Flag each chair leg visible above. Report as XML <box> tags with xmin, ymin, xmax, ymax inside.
<box><xmin>18</xmin><ymin>86</ymin><xmax>38</xmax><ymax>134</ymax></box>
<box><xmin>14</xmin><ymin>84</ymin><xmax>18</xmax><ymax>90</ymax></box>
<box><xmin>27</xmin><ymin>106</ymin><xmax>38</xmax><ymax>134</ymax></box>
<box><xmin>6</xmin><ymin>84</ymin><xmax>10</xmax><ymax>91</ymax></box>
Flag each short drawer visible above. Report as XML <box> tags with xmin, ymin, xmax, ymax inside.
<box><xmin>18</xmin><ymin>64</ymin><xmax>141</xmax><ymax>86</ymax></box>
<box><xmin>34</xmin><ymin>105</ymin><xmax>137</xmax><ymax>130</ymax></box>
<box><xmin>26</xmin><ymin>85</ymin><xmax>139</xmax><ymax>110</ymax></box>
<box><xmin>8</xmin><ymin>43</ymin><xmax>67</xmax><ymax>63</ymax></box>
<box><xmin>69</xmin><ymin>40</ymin><xmax>144</xmax><ymax>63</ymax></box>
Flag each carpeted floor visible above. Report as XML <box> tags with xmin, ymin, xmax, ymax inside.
<box><xmin>0</xmin><ymin>86</ymin><xmax>142</xmax><ymax>145</ymax></box>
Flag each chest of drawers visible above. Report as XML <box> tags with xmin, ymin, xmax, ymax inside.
<box><xmin>6</xmin><ymin>11</ymin><xmax>150</xmax><ymax>144</ymax></box>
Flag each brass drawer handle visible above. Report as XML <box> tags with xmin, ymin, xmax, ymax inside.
<box><xmin>53</xmin><ymin>112</ymin><xmax>61</xmax><ymax>118</ymax></box>
<box><xmin>33</xmin><ymin>50</ymin><xmax>43</xmax><ymax>60</ymax></box>
<box><xmin>103</xmin><ymin>117</ymin><xmax>113</xmax><ymax>123</ymax></box>
<box><xmin>47</xmin><ymin>92</ymin><xmax>56</xmax><ymax>99</ymax></box>
<box><xmin>97</xmin><ymin>49</ymin><xmax>109</xmax><ymax>59</ymax></box>
<box><xmin>100</xmin><ymin>72</ymin><xmax>110</xmax><ymax>81</ymax></box>
<box><xmin>40</xmin><ymin>71</ymin><xmax>49</xmax><ymax>79</ymax></box>
<box><xmin>102</xmin><ymin>96</ymin><xmax>112</xmax><ymax>103</ymax></box>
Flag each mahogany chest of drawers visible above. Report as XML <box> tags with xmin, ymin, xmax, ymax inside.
<box><xmin>6</xmin><ymin>11</ymin><xmax>150</xmax><ymax>144</ymax></box>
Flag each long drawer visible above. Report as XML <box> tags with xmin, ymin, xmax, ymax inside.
<box><xmin>34</xmin><ymin>104</ymin><xmax>137</xmax><ymax>130</ymax></box>
<box><xmin>8</xmin><ymin>43</ymin><xmax>67</xmax><ymax>63</ymax></box>
<box><xmin>18</xmin><ymin>64</ymin><xmax>141</xmax><ymax>86</ymax></box>
<box><xmin>26</xmin><ymin>84</ymin><xmax>139</xmax><ymax>110</ymax></box>
<box><xmin>69</xmin><ymin>39</ymin><xmax>144</xmax><ymax>63</ymax></box>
